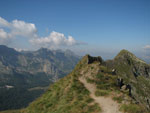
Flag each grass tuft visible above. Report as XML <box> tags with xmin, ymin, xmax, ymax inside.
<box><xmin>95</xmin><ymin>90</ymin><xmax>110</xmax><ymax>96</ymax></box>
<box><xmin>120</xmin><ymin>104</ymin><xmax>144</xmax><ymax>113</ymax></box>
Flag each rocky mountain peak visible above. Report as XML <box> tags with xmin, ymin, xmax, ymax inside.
<box><xmin>115</xmin><ymin>49</ymin><xmax>146</xmax><ymax>64</ymax></box>
<box><xmin>0</xmin><ymin>45</ymin><xmax>19</xmax><ymax>56</ymax></box>
<box><xmin>115</xmin><ymin>49</ymin><xmax>135</xmax><ymax>59</ymax></box>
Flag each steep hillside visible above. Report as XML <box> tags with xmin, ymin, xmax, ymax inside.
<box><xmin>0</xmin><ymin>45</ymin><xmax>79</xmax><ymax>111</ymax></box>
<box><xmin>6</xmin><ymin>50</ymin><xmax>149</xmax><ymax>113</ymax></box>
<box><xmin>106</xmin><ymin>49</ymin><xmax>150</xmax><ymax>111</ymax></box>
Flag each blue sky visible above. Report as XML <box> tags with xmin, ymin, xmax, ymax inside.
<box><xmin>0</xmin><ymin>0</ymin><xmax>150</xmax><ymax>61</ymax></box>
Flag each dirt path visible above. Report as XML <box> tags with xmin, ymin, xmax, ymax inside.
<box><xmin>79</xmin><ymin>77</ymin><xmax>122</xmax><ymax>113</ymax></box>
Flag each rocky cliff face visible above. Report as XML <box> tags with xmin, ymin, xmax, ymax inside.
<box><xmin>0</xmin><ymin>45</ymin><xmax>79</xmax><ymax>81</ymax></box>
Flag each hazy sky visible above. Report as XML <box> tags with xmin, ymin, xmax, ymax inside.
<box><xmin>0</xmin><ymin>0</ymin><xmax>150</xmax><ymax>61</ymax></box>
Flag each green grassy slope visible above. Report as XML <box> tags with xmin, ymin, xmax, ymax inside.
<box><xmin>106</xmin><ymin>49</ymin><xmax>150</xmax><ymax>111</ymax></box>
<box><xmin>20</xmin><ymin>56</ymin><xmax>100</xmax><ymax>113</ymax></box>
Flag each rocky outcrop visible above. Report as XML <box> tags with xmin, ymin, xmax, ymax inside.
<box><xmin>87</xmin><ymin>55</ymin><xmax>103</xmax><ymax>64</ymax></box>
<box><xmin>132</xmin><ymin>64</ymin><xmax>150</xmax><ymax>78</ymax></box>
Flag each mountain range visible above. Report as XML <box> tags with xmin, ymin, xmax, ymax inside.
<box><xmin>0</xmin><ymin>45</ymin><xmax>80</xmax><ymax>111</ymax></box>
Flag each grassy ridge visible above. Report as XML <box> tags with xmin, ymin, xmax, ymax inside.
<box><xmin>21</xmin><ymin>58</ymin><xmax>101</xmax><ymax>113</ymax></box>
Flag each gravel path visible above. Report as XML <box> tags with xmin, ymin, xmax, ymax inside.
<box><xmin>79</xmin><ymin>77</ymin><xmax>122</xmax><ymax>113</ymax></box>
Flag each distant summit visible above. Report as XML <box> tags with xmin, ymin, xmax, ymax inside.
<box><xmin>115</xmin><ymin>49</ymin><xmax>146</xmax><ymax>64</ymax></box>
<box><xmin>115</xmin><ymin>49</ymin><xmax>134</xmax><ymax>58</ymax></box>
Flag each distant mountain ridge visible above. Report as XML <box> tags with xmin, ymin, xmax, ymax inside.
<box><xmin>0</xmin><ymin>45</ymin><xmax>80</xmax><ymax>111</ymax></box>
<box><xmin>0</xmin><ymin>45</ymin><xmax>79</xmax><ymax>79</ymax></box>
